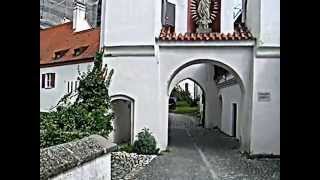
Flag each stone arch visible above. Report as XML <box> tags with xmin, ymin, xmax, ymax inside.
<box><xmin>164</xmin><ymin>58</ymin><xmax>251</xmax><ymax>151</ymax></box>
<box><xmin>169</xmin><ymin>77</ymin><xmax>206</xmax><ymax>98</ymax></box>
<box><xmin>169</xmin><ymin>77</ymin><xmax>206</xmax><ymax>126</ymax></box>
<box><xmin>110</xmin><ymin>94</ymin><xmax>135</xmax><ymax>144</ymax></box>
<box><xmin>167</xmin><ymin>59</ymin><xmax>245</xmax><ymax>95</ymax></box>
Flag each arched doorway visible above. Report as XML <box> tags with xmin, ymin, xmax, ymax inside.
<box><xmin>110</xmin><ymin>95</ymin><xmax>134</xmax><ymax>144</ymax></box>
<box><xmin>164</xmin><ymin>58</ymin><xmax>250</xmax><ymax>151</ymax></box>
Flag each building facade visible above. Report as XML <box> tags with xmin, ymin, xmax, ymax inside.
<box><xmin>40</xmin><ymin>0</ymin><xmax>280</xmax><ymax>156</ymax></box>
<box><xmin>100</xmin><ymin>0</ymin><xmax>280</xmax><ymax>155</ymax></box>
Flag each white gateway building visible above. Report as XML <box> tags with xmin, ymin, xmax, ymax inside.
<box><xmin>41</xmin><ymin>0</ymin><xmax>280</xmax><ymax>156</ymax></box>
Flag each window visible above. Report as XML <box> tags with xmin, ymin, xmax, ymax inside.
<box><xmin>73</xmin><ymin>46</ymin><xmax>88</xmax><ymax>56</ymax></box>
<box><xmin>67</xmin><ymin>80</ymin><xmax>79</xmax><ymax>93</ymax></box>
<box><xmin>41</xmin><ymin>73</ymin><xmax>55</xmax><ymax>89</ymax></box>
<box><xmin>70</xmin><ymin>81</ymin><xmax>73</xmax><ymax>92</ymax></box>
<box><xmin>53</xmin><ymin>49</ymin><xmax>68</xmax><ymax>60</ymax></box>
<box><xmin>162</xmin><ymin>0</ymin><xmax>175</xmax><ymax>27</ymax></box>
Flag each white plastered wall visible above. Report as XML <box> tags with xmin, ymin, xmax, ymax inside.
<box><xmin>40</xmin><ymin>62</ymin><xmax>93</xmax><ymax>111</ymax></box>
<box><xmin>168</xmin><ymin>0</ymin><xmax>188</xmax><ymax>34</ymax></box>
<box><xmin>104</xmin><ymin>0</ymin><xmax>156</xmax><ymax>46</ymax></box>
<box><xmin>104</xmin><ymin>56</ymin><xmax>163</xmax><ymax>148</ymax></box>
<box><xmin>251</xmin><ymin>57</ymin><xmax>280</xmax><ymax>155</ymax></box>
<box><xmin>218</xmin><ymin>84</ymin><xmax>241</xmax><ymax>137</ymax></box>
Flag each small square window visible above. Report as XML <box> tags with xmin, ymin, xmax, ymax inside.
<box><xmin>42</xmin><ymin>73</ymin><xmax>55</xmax><ymax>89</ymax></box>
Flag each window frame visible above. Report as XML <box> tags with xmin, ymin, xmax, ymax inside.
<box><xmin>41</xmin><ymin>73</ymin><xmax>56</xmax><ymax>89</ymax></box>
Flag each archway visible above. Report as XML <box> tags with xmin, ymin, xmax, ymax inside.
<box><xmin>164</xmin><ymin>58</ymin><xmax>249</xmax><ymax>151</ymax></box>
<box><xmin>167</xmin><ymin>59</ymin><xmax>245</xmax><ymax>95</ymax></box>
<box><xmin>167</xmin><ymin>76</ymin><xmax>205</xmax><ymax>146</ymax></box>
<box><xmin>110</xmin><ymin>95</ymin><xmax>134</xmax><ymax>144</ymax></box>
<box><xmin>169</xmin><ymin>77</ymin><xmax>206</xmax><ymax>126</ymax></box>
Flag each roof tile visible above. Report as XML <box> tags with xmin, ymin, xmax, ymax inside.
<box><xmin>159</xmin><ymin>23</ymin><xmax>254</xmax><ymax>41</ymax></box>
<box><xmin>40</xmin><ymin>22</ymin><xmax>100</xmax><ymax>66</ymax></box>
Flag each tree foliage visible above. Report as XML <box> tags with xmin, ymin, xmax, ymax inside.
<box><xmin>171</xmin><ymin>85</ymin><xmax>195</xmax><ymax>106</ymax></box>
<box><xmin>40</xmin><ymin>50</ymin><xmax>114</xmax><ymax>148</ymax></box>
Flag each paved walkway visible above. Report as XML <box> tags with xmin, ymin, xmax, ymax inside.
<box><xmin>133</xmin><ymin>114</ymin><xmax>280</xmax><ymax>180</ymax></box>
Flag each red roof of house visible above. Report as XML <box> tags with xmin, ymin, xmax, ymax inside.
<box><xmin>159</xmin><ymin>23</ymin><xmax>253</xmax><ymax>41</ymax></box>
<box><xmin>40</xmin><ymin>22</ymin><xmax>100</xmax><ymax>66</ymax></box>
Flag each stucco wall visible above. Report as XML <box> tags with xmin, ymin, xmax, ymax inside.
<box><xmin>104</xmin><ymin>0</ymin><xmax>155</xmax><ymax>46</ymax></box>
<box><xmin>246</xmin><ymin>0</ymin><xmax>279</xmax><ymax>47</ymax></box>
<box><xmin>105</xmin><ymin>56</ymin><xmax>163</xmax><ymax>148</ymax></box>
<box><xmin>259</xmin><ymin>0</ymin><xmax>280</xmax><ymax>47</ymax></box>
<box><xmin>40</xmin><ymin>62</ymin><xmax>93</xmax><ymax>111</ymax></box>
<box><xmin>218</xmin><ymin>84</ymin><xmax>241</xmax><ymax>137</ymax></box>
<box><xmin>168</xmin><ymin>0</ymin><xmax>188</xmax><ymax>33</ymax></box>
<box><xmin>51</xmin><ymin>154</ymin><xmax>111</xmax><ymax>180</ymax></box>
<box><xmin>221</xmin><ymin>0</ymin><xmax>234</xmax><ymax>33</ymax></box>
<box><xmin>251</xmin><ymin>57</ymin><xmax>280</xmax><ymax>155</ymax></box>
<box><xmin>246</xmin><ymin>0</ymin><xmax>260</xmax><ymax>39</ymax></box>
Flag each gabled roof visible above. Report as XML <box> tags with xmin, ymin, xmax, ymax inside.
<box><xmin>159</xmin><ymin>23</ymin><xmax>253</xmax><ymax>41</ymax></box>
<box><xmin>40</xmin><ymin>22</ymin><xmax>100</xmax><ymax>66</ymax></box>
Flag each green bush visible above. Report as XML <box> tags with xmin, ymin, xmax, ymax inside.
<box><xmin>133</xmin><ymin>128</ymin><xmax>159</xmax><ymax>155</ymax></box>
<box><xmin>40</xmin><ymin>50</ymin><xmax>115</xmax><ymax>148</ymax></box>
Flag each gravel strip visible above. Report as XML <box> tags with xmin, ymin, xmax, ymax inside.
<box><xmin>111</xmin><ymin>151</ymin><xmax>156</xmax><ymax>180</ymax></box>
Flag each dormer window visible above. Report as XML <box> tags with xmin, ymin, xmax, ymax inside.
<box><xmin>53</xmin><ymin>49</ymin><xmax>68</xmax><ymax>60</ymax></box>
<box><xmin>73</xmin><ymin>46</ymin><xmax>88</xmax><ymax>56</ymax></box>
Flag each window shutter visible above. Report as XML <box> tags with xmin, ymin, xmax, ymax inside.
<box><xmin>42</xmin><ymin>74</ymin><xmax>45</xmax><ymax>88</ymax></box>
<box><xmin>51</xmin><ymin>73</ymin><xmax>55</xmax><ymax>88</ymax></box>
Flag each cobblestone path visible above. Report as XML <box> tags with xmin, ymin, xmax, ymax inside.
<box><xmin>133</xmin><ymin>113</ymin><xmax>280</xmax><ymax>180</ymax></box>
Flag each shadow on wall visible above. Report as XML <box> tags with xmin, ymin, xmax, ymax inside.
<box><xmin>110</xmin><ymin>95</ymin><xmax>134</xmax><ymax>144</ymax></box>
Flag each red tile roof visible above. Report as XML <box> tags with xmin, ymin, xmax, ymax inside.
<box><xmin>40</xmin><ymin>22</ymin><xmax>100</xmax><ymax>66</ymax></box>
<box><xmin>159</xmin><ymin>23</ymin><xmax>253</xmax><ymax>41</ymax></box>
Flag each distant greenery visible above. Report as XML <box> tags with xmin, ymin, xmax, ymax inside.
<box><xmin>170</xmin><ymin>100</ymin><xmax>200</xmax><ymax>116</ymax></box>
<box><xmin>40</xmin><ymin>50</ymin><xmax>115</xmax><ymax>148</ymax></box>
<box><xmin>171</xmin><ymin>86</ymin><xmax>197</xmax><ymax>107</ymax></box>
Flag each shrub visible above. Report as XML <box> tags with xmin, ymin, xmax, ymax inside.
<box><xmin>40</xmin><ymin>50</ymin><xmax>115</xmax><ymax>148</ymax></box>
<box><xmin>118</xmin><ymin>143</ymin><xmax>134</xmax><ymax>153</ymax></box>
<box><xmin>133</xmin><ymin>128</ymin><xmax>159</xmax><ymax>155</ymax></box>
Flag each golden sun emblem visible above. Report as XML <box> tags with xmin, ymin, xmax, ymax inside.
<box><xmin>190</xmin><ymin>0</ymin><xmax>219</xmax><ymax>24</ymax></box>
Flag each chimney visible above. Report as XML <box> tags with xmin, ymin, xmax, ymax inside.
<box><xmin>73</xmin><ymin>0</ymin><xmax>91</xmax><ymax>32</ymax></box>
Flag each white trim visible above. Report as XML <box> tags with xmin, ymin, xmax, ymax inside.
<box><xmin>256</xmin><ymin>46</ymin><xmax>280</xmax><ymax>58</ymax></box>
<box><xmin>104</xmin><ymin>45</ymin><xmax>155</xmax><ymax>57</ymax></box>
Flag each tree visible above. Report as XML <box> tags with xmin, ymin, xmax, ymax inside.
<box><xmin>40</xmin><ymin>49</ymin><xmax>115</xmax><ymax>148</ymax></box>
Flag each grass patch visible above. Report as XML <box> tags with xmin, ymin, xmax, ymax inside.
<box><xmin>170</xmin><ymin>100</ymin><xmax>200</xmax><ymax>115</ymax></box>
<box><xmin>176</xmin><ymin>101</ymin><xmax>189</xmax><ymax>107</ymax></box>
